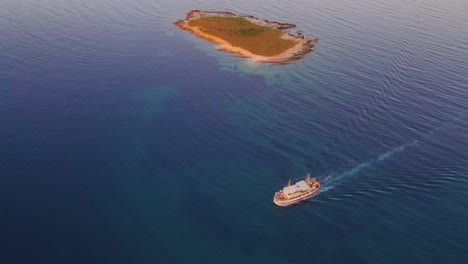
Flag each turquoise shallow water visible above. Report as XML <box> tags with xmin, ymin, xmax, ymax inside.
<box><xmin>1</xmin><ymin>0</ymin><xmax>468</xmax><ymax>263</ymax></box>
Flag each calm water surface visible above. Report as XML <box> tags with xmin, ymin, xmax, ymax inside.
<box><xmin>1</xmin><ymin>0</ymin><xmax>468</xmax><ymax>263</ymax></box>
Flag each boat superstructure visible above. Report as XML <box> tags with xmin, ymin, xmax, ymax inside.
<box><xmin>273</xmin><ymin>173</ymin><xmax>320</xmax><ymax>207</ymax></box>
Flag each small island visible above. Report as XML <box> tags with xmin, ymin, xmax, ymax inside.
<box><xmin>174</xmin><ymin>10</ymin><xmax>317</xmax><ymax>64</ymax></box>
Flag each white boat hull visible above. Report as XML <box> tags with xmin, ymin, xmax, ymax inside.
<box><xmin>273</xmin><ymin>187</ymin><xmax>320</xmax><ymax>207</ymax></box>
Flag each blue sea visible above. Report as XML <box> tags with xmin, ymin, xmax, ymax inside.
<box><xmin>1</xmin><ymin>0</ymin><xmax>468</xmax><ymax>263</ymax></box>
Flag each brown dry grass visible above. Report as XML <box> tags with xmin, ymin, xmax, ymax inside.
<box><xmin>187</xmin><ymin>17</ymin><xmax>296</xmax><ymax>56</ymax></box>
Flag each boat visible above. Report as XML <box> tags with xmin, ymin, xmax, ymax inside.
<box><xmin>273</xmin><ymin>173</ymin><xmax>320</xmax><ymax>207</ymax></box>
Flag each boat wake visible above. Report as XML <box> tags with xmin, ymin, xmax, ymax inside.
<box><xmin>320</xmin><ymin>140</ymin><xmax>419</xmax><ymax>192</ymax></box>
<box><xmin>316</xmin><ymin>109</ymin><xmax>468</xmax><ymax>196</ymax></box>
<box><xmin>315</xmin><ymin>184</ymin><xmax>334</xmax><ymax>196</ymax></box>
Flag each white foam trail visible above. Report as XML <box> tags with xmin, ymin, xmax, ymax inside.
<box><xmin>321</xmin><ymin>140</ymin><xmax>419</xmax><ymax>191</ymax></box>
<box><xmin>321</xmin><ymin>173</ymin><xmax>336</xmax><ymax>183</ymax></box>
<box><xmin>316</xmin><ymin>185</ymin><xmax>334</xmax><ymax>195</ymax></box>
<box><xmin>317</xmin><ymin>110</ymin><xmax>467</xmax><ymax>195</ymax></box>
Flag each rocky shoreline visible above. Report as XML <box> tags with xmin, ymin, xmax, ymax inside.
<box><xmin>174</xmin><ymin>10</ymin><xmax>317</xmax><ymax>64</ymax></box>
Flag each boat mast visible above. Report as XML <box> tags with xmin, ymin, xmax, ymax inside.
<box><xmin>306</xmin><ymin>173</ymin><xmax>311</xmax><ymax>183</ymax></box>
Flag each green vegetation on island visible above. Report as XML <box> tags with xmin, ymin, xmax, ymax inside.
<box><xmin>187</xmin><ymin>17</ymin><xmax>296</xmax><ymax>56</ymax></box>
<box><xmin>175</xmin><ymin>10</ymin><xmax>315</xmax><ymax>63</ymax></box>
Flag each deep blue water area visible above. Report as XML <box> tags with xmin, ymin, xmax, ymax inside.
<box><xmin>1</xmin><ymin>0</ymin><xmax>468</xmax><ymax>263</ymax></box>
